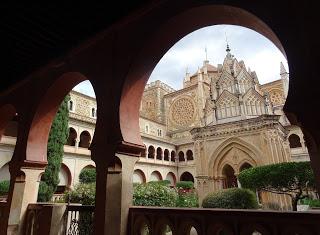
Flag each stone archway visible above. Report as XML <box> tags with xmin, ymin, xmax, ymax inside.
<box><xmin>119</xmin><ymin>5</ymin><xmax>286</xmax><ymax>152</ymax></box>
<box><xmin>180</xmin><ymin>171</ymin><xmax>194</xmax><ymax>183</ymax></box>
<box><xmin>222</xmin><ymin>164</ymin><xmax>237</xmax><ymax>189</ymax></box>
<box><xmin>209</xmin><ymin>137</ymin><xmax>261</xmax><ymax>178</ymax></box>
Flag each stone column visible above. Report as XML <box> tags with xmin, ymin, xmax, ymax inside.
<box><xmin>75</xmin><ymin>138</ymin><xmax>80</xmax><ymax>149</ymax></box>
<box><xmin>196</xmin><ymin>176</ymin><xmax>213</xmax><ymax>205</ymax></box>
<box><xmin>105</xmin><ymin>153</ymin><xmax>138</xmax><ymax>235</ymax></box>
<box><xmin>7</xmin><ymin>166</ymin><xmax>45</xmax><ymax>235</ymax></box>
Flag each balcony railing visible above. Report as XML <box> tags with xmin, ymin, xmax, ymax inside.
<box><xmin>66</xmin><ymin>204</ymin><xmax>94</xmax><ymax>235</ymax></box>
<box><xmin>25</xmin><ymin>203</ymin><xmax>94</xmax><ymax>235</ymax></box>
<box><xmin>128</xmin><ymin>206</ymin><xmax>320</xmax><ymax>235</ymax></box>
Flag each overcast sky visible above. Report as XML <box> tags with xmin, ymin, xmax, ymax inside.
<box><xmin>73</xmin><ymin>25</ymin><xmax>288</xmax><ymax>97</ymax></box>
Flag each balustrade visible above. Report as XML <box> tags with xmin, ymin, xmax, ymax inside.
<box><xmin>128</xmin><ymin>206</ymin><xmax>320</xmax><ymax>235</ymax></box>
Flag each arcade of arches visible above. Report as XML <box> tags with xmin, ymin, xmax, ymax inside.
<box><xmin>0</xmin><ymin>2</ymin><xmax>319</xmax><ymax>235</ymax></box>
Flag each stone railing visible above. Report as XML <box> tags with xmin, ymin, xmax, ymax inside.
<box><xmin>128</xmin><ymin>206</ymin><xmax>320</xmax><ymax>235</ymax></box>
<box><xmin>24</xmin><ymin>203</ymin><xmax>94</xmax><ymax>235</ymax></box>
<box><xmin>66</xmin><ymin>204</ymin><xmax>94</xmax><ymax>235</ymax></box>
<box><xmin>25</xmin><ymin>203</ymin><xmax>67</xmax><ymax>235</ymax></box>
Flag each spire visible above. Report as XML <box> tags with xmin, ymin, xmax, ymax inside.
<box><xmin>203</xmin><ymin>47</ymin><xmax>209</xmax><ymax>65</ymax></box>
<box><xmin>226</xmin><ymin>44</ymin><xmax>231</xmax><ymax>53</ymax></box>
<box><xmin>280</xmin><ymin>62</ymin><xmax>288</xmax><ymax>75</ymax></box>
<box><xmin>205</xmin><ymin>47</ymin><xmax>208</xmax><ymax>61</ymax></box>
<box><xmin>225</xmin><ymin>32</ymin><xmax>231</xmax><ymax>53</ymax></box>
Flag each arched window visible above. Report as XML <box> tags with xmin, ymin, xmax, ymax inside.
<box><xmin>69</xmin><ymin>100</ymin><xmax>74</xmax><ymax>111</ymax></box>
<box><xmin>171</xmin><ymin>151</ymin><xmax>176</xmax><ymax>162</ymax></box>
<box><xmin>91</xmin><ymin>107</ymin><xmax>96</xmax><ymax>118</ymax></box>
<box><xmin>133</xmin><ymin>169</ymin><xmax>146</xmax><ymax>184</ymax></box>
<box><xmin>150</xmin><ymin>171</ymin><xmax>162</xmax><ymax>181</ymax></box>
<box><xmin>148</xmin><ymin>146</ymin><xmax>155</xmax><ymax>159</ymax></box>
<box><xmin>57</xmin><ymin>163</ymin><xmax>72</xmax><ymax>192</ymax></box>
<box><xmin>222</xmin><ymin>164</ymin><xmax>237</xmax><ymax>188</ymax></box>
<box><xmin>66</xmin><ymin>128</ymin><xmax>77</xmax><ymax>146</ymax></box>
<box><xmin>164</xmin><ymin>149</ymin><xmax>169</xmax><ymax>161</ymax></box>
<box><xmin>79</xmin><ymin>131</ymin><xmax>91</xmax><ymax>148</ymax></box>
<box><xmin>289</xmin><ymin>134</ymin><xmax>302</xmax><ymax>148</ymax></box>
<box><xmin>165</xmin><ymin>172</ymin><xmax>176</xmax><ymax>186</ymax></box>
<box><xmin>180</xmin><ymin>171</ymin><xmax>194</xmax><ymax>183</ymax></box>
<box><xmin>186</xmin><ymin>150</ymin><xmax>193</xmax><ymax>161</ymax></box>
<box><xmin>178</xmin><ymin>151</ymin><xmax>185</xmax><ymax>162</ymax></box>
<box><xmin>156</xmin><ymin>147</ymin><xmax>162</xmax><ymax>160</ymax></box>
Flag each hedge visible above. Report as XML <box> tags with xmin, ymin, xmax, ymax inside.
<box><xmin>176</xmin><ymin>181</ymin><xmax>194</xmax><ymax>190</ymax></box>
<box><xmin>202</xmin><ymin>188</ymin><xmax>258</xmax><ymax>209</ymax></box>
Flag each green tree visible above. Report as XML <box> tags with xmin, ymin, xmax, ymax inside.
<box><xmin>238</xmin><ymin>161</ymin><xmax>316</xmax><ymax>211</ymax></box>
<box><xmin>38</xmin><ymin>95</ymin><xmax>70</xmax><ymax>202</ymax></box>
<box><xmin>79</xmin><ymin>168</ymin><xmax>96</xmax><ymax>184</ymax></box>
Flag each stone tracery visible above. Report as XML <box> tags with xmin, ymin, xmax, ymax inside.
<box><xmin>170</xmin><ymin>97</ymin><xmax>195</xmax><ymax>127</ymax></box>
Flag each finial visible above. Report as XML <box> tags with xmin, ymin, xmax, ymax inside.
<box><xmin>185</xmin><ymin>66</ymin><xmax>189</xmax><ymax>75</ymax></box>
<box><xmin>225</xmin><ymin>32</ymin><xmax>231</xmax><ymax>53</ymax></box>
<box><xmin>205</xmin><ymin>46</ymin><xmax>208</xmax><ymax>61</ymax></box>
<box><xmin>280</xmin><ymin>61</ymin><xmax>288</xmax><ymax>75</ymax></box>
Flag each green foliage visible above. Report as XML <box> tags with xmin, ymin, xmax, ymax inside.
<box><xmin>176</xmin><ymin>181</ymin><xmax>194</xmax><ymax>190</ymax></box>
<box><xmin>238</xmin><ymin>161</ymin><xmax>316</xmax><ymax>210</ymax></box>
<box><xmin>133</xmin><ymin>182</ymin><xmax>177</xmax><ymax>207</ymax></box>
<box><xmin>79</xmin><ymin>168</ymin><xmax>96</xmax><ymax>184</ymax></box>
<box><xmin>37</xmin><ymin>181</ymin><xmax>50</xmax><ymax>202</ymax></box>
<box><xmin>149</xmin><ymin>180</ymin><xmax>171</xmax><ymax>186</ymax></box>
<box><xmin>176</xmin><ymin>189</ymin><xmax>199</xmax><ymax>207</ymax></box>
<box><xmin>66</xmin><ymin>183</ymin><xmax>96</xmax><ymax>205</ymax></box>
<box><xmin>300</xmin><ymin>198</ymin><xmax>320</xmax><ymax>207</ymax></box>
<box><xmin>0</xmin><ymin>180</ymin><xmax>9</xmax><ymax>196</ymax></box>
<box><xmin>202</xmin><ymin>188</ymin><xmax>258</xmax><ymax>209</ymax></box>
<box><xmin>238</xmin><ymin>161</ymin><xmax>315</xmax><ymax>191</ymax></box>
<box><xmin>38</xmin><ymin>95</ymin><xmax>70</xmax><ymax>202</ymax></box>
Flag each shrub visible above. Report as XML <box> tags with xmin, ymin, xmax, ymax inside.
<box><xmin>148</xmin><ymin>180</ymin><xmax>171</xmax><ymax>186</ymax></box>
<box><xmin>176</xmin><ymin>189</ymin><xmax>199</xmax><ymax>207</ymax></box>
<box><xmin>66</xmin><ymin>183</ymin><xmax>96</xmax><ymax>205</ymax></box>
<box><xmin>202</xmin><ymin>188</ymin><xmax>258</xmax><ymax>209</ymax></box>
<box><xmin>176</xmin><ymin>181</ymin><xmax>194</xmax><ymax>190</ymax></box>
<box><xmin>133</xmin><ymin>182</ymin><xmax>177</xmax><ymax>207</ymax></box>
<box><xmin>0</xmin><ymin>180</ymin><xmax>10</xmax><ymax>196</ymax></box>
<box><xmin>300</xmin><ymin>198</ymin><xmax>320</xmax><ymax>207</ymax></box>
<box><xmin>79</xmin><ymin>168</ymin><xmax>96</xmax><ymax>184</ymax></box>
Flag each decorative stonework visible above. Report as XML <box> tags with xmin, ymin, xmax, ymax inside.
<box><xmin>170</xmin><ymin>97</ymin><xmax>195</xmax><ymax>127</ymax></box>
<box><xmin>191</xmin><ymin>115</ymin><xmax>287</xmax><ymax>139</ymax></box>
<box><xmin>269</xmin><ymin>90</ymin><xmax>285</xmax><ymax>106</ymax></box>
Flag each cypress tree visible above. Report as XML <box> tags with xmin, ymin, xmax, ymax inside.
<box><xmin>38</xmin><ymin>95</ymin><xmax>70</xmax><ymax>202</ymax></box>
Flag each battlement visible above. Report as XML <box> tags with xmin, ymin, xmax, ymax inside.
<box><xmin>145</xmin><ymin>80</ymin><xmax>175</xmax><ymax>93</ymax></box>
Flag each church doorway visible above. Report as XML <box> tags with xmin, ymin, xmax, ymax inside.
<box><xmin>222</xmin><ymin>164</ymin><xmax>237</xmax><ymax>189</ymax></box>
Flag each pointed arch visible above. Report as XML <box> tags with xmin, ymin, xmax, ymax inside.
<box><xmin>243</xmin><ymin>88</ymin><xmax>266</xmax><ymax>116</ymax></box>
<box><xmin>216</xmin><ymin>90</ymin><xmax>240</xmax><ymax>119</ymax></box>
<box><xmin>209</xmin><ymin>137</ymin><xmax>263</xmax><ymax>177</ymax></box>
